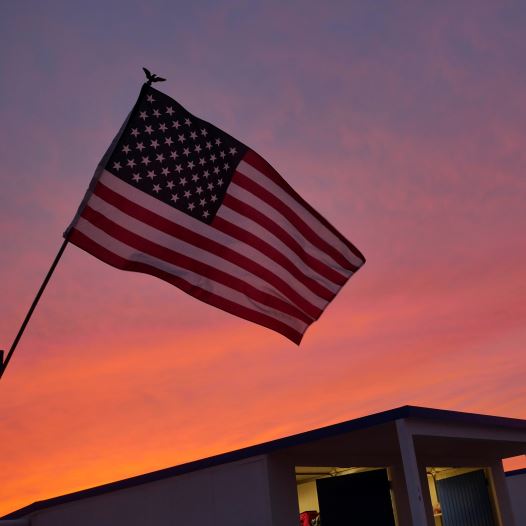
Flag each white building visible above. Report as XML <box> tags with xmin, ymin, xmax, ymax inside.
<box><xmin>2</xmin><ymin>405</ymin><xmax>526</xmax><ymax>525</ymax></box>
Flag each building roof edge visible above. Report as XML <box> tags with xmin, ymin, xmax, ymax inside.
<box><xmin>4</xmin><ymin>405</ymin><xmax>525</xmax><ymax>519</ymax></box>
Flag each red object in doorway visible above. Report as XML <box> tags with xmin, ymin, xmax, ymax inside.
<box><xmin>299</xmin><ymin>510</ymin><xmax>319</xmax><ymax>526</ymax></box>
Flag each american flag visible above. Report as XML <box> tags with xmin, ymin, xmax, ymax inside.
<box><xmin>66</xmin><ymin>85</ymin><xmax>365</xmax><ymax>343</ymax></box>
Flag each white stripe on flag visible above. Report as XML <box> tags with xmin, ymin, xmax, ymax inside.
<box><xmin>86</xmin><ymin>192</ymin><xmax>325</xmax><ymax>315</ymax></box>
<box><xmin>226</xmin><ymin>181</ymin><xmax>351</xmax><ymax>276</ymax></box>
<box><xmin>98</xmin><ymin>170</ymin><xmax>339</xmax><ymax>297</ymax></box>
<box><xmin>237</xmin><ymin>159</ymin><xmax>365</xmax><ymax>268</ymax></box>
<box><xmin>215</xmin><ymin>204</ymin><xmax>342</xmax><ymax>292</ymax></box>
<box><xmin>74</xmin><ymin>217</ymin><xmax>309</xmax><ymax>334</ymax></box>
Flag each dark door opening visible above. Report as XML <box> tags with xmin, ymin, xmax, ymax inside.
<box><xmin>316</xmin><ymin>469</ymin><xmax>396</xmax><ymax>526</ymax></box>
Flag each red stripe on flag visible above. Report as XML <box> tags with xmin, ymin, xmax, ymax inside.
<box><xmin>222</xmin><ymin>194</ymin><xmax>349</xmax><ymax>286</ymax></box>
<box><xmin>243</xmin><ymin>150</ymin><xmax>366</xmax><ymax>264</ymax></box>
<box><xmin>93</xmin><ymin>182</ymin><xmax>322</xmax><ymax>319</ymax></box>
<box><xmin>212</xmin><ymin>216</ymin><xmax>334</xmax><ymax>302</ymax></box>
<box><xmin>68</xmin><ymin>228</ymin><xmax>304</xmax><ymax>344</ymax></box>
<box><xmin>80</xmin><ymin>205</ymin><xmax>313</xmax><ymax>325</ymax></box>
<box><xmin>233</xmin><ymin>171</ymin><xmax>361</xmax><ymax>272</ymax></box>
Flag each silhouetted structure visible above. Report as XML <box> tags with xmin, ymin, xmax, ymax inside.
<box><xmin>2</xmin><ymin>406</ymin><xmax>526</xmax><ymax>525</ymax></box>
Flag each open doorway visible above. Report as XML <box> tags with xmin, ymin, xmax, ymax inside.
<box><xmin>426</xmin><ymin>467</ymin><xmax>499</xmax><ymax>526</ymax></box>
<box><xmin>296</xmin><ymin>466</ymin><xmax>397</xmax><ymax>525</ymax></box>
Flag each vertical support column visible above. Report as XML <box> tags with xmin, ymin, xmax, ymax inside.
<box><xmin>265</xmin><ymin>454</ymin><xmax>299</xmax><ymax>526</ymax></box>
<box><xmin>389</xmin><ymin>464</ymin><xmax>412</xmax><ymax>525</ymax></box>
<box><xmin>489</xmin><ymin>461</ymin><xmax>516</xmax><ymax>526</ymax></box>
<box><xmin>395</xmin><ymin>419</ymin><xmax>433</xmax><ymax>526</ymax></box>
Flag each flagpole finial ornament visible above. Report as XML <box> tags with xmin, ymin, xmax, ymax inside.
<box><xmin>142</xmin><ymin>67</ymin><xmax>166</xmax><ymax>86</ymax></box>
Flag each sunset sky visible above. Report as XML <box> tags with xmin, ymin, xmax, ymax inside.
<box><xmin>1</xmin><ymin>1</ymin><xmax>525</xmax><ymax>516</ymax></box>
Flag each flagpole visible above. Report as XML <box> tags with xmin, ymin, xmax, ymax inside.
<box><xmin>0</xmin><ymin>237</ymin><xmax>69</xmax><ymax>380</ymax></box>
<box><xmin>0</xmin><ymin>69</ymin><xmax>167</xmax><ymax>381</ymax></box>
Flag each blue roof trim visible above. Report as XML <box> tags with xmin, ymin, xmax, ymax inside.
<box><xmin>506</xmin><ymin>467</ymin><xmax>526</xmax><ymax>477</ymax></box>
<box><xmin>4</xmin><ymin>405</ymin><xmax>526</xmax><ymax>519</ymax></box>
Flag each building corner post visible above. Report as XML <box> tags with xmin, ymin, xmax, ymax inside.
<box><xmin>489</xmin><ymin>460</ymin><xmax>516</xmax><ymax>526</ymax></box>
<box><xmin>395</xmin><ymin>419</ymin><xmax>433</xmax><ymax>526</ymax></box>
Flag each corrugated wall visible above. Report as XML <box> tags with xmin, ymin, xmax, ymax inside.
<box><xmin>436</xmin><ymin>470</ymin><xmax>496</xmax><ymax>526</ymax></box>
